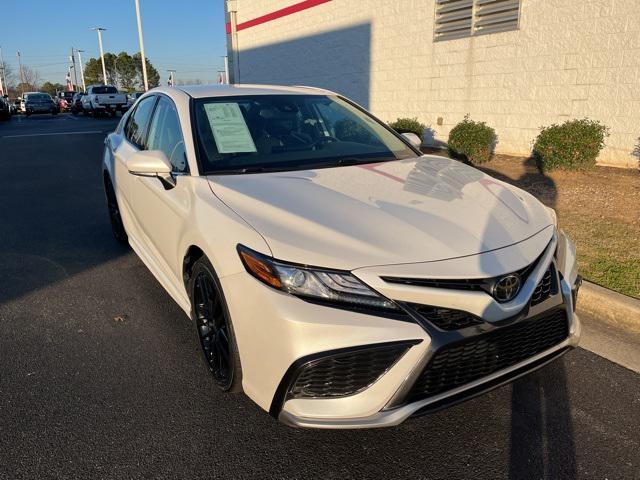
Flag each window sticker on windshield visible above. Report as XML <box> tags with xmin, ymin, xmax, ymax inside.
<box><xmin>203</xmin><ymin>103</ymin><xmax>257</xmax><ymax>154</ymax></box>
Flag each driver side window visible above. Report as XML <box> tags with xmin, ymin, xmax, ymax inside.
<box><xmin>125</xmin><ymin>96</ymin><xmax>157</xmax><ymax>149</ymax></box>
<box><xmin>146</xmin><ymin>97</ymin><xmax>188</xmax><ymax>174</ymax></box>
<box><xmin>315</xmin><ymin>101</ymin><xmax>377</xmax><ymax>145</ymax></box>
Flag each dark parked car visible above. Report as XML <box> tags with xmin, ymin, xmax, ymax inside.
<box><xmin>70</xmin><ymin>92</ymin><xmax>85</xmax><ymax>115</ymax></box>
<box><xmin>0</xmin><ymin>96</ymin><xmax>11</xmax><ymax>120</ymax></box>
<box><xmin>24</xmin><ymin>93</ymin><xmax>58</xmax><ymax>117</ymax></box>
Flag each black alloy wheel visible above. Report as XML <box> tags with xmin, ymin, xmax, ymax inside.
<box><xmin>190</xmin><ymin>258</ymin><xmax>242</xmax><ymax>392</ymax></box>
<box><xmin>104</xmin><ymin>178</ymin><xmax>128</xmax><ymax>244</ymax></box>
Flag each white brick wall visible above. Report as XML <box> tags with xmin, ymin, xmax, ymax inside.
<box><xmin>230</xmin><ymin>0</ymin><xmax>640</xmax><ymax>167</ymax></box>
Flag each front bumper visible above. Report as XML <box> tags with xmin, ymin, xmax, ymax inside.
<box><xmin>222</xmin><ymin>229</ymin><xmax>581</xmax><ymax>429</ymax></box>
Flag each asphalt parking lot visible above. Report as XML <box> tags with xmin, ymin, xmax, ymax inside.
<box><xmin>1</xmin><ymin>113</ymin><xmax>639</xmax><ymax>479</ymax></box>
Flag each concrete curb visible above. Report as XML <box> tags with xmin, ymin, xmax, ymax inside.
<box><xmin>578</xmin><ymin>281</ymin><xmax>640</xmax><ymax>334</ymax></box>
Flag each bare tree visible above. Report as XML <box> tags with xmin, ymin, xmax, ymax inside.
<box><xmin>19</xmin><ymin>66</ymin><xmax>41</xmax><ymax>91</ymax></box>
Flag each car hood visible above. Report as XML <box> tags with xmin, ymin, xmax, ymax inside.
<box><xmin>207</xmin><ymin>155</ymin><xmax>553</xmax><ymax>270</ymax></box>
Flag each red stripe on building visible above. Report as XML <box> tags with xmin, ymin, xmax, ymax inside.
<box><xmin>226</xmin><ymin>0</ymin><xmax>332</xmax><ymax>34</ymax></box>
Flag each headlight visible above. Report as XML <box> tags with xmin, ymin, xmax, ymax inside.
<box><xmin>237</xmin><ymin>245</ymin><xmax>398</xmax><ymax>311</ymax></box>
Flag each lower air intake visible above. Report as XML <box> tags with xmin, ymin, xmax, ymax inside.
<box><xmin>407</xmin><ymin>309</ymin><xmax>569</xmax><ymax>402</ymax></box>
<box><xmin>289</xmin><ymin>343</ymin><xmax>413</xmax><ymax>399</ymax></box>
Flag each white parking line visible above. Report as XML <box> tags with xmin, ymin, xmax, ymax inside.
<box><xmin>0</xmin><ymin>131</ymin><xmax>105</xmax><ymax>139</ymax></box>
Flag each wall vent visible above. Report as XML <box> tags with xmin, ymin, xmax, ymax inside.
<box><xmin>434</xmin><ymin>0</ymin><xmax>521</xmax><ymax>41</ymax></box>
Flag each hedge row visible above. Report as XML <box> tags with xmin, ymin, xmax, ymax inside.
<box><xmin>389</xmin><ymin>115</ymin><xmax>609</xmax><ymax>171</ymax></box>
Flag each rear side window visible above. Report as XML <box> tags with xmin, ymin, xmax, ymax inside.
<box><xmin>125</xmin><ymin>96</ymin><xmax>157</xmax><ymax>148</ymax></box>
<box><xmin>146</xmin><ymin>97</ymin><xmax>188</xmax><ymax>173</ymax></box>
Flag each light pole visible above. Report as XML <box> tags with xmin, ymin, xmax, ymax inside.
<box><xmin>76</xmin><ymin>49</ymin><xmax>87</xmax><ymax>92</ymax></box>
<box><xmin>92</xmin><ymin>27</ymin><xmax>108</xmax><ymax>85</ymax></box>
<box><xmin>16</xmin><ymin>50</ymin><xmax>25</xmax><ymax>95</ymax></box>
<box><xmin>70</xmin><ymin>47</ymin><xmax>79</xmax><ymax>90</ymax></box>
<box><xmin>134</xmin><ymin>0</ymin><xmax>149</xmax><ymax>91</ymax></box>
<box><xmin>223</xmin><ymin>55</ymin><xmax>229</xmax><ymax>85</ymax></box>
<box><xmin>0</xmin><ymin>47</ymin><xmax>7</xmax><ymax>96</ymax></box>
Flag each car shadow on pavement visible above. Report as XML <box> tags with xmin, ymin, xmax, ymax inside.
<box><xmin>476</xmin><ymin>156</ymin><xmax>577</xmax><ymax>477</ymax></box>
<box><xmin>0</xmin><ymin>129</ymin><xmax>129</xmax><ymax>305</ymax></box>
<box><xmin>509</xmin><ymin>360</ymin><xmax>577</xmax><ymax>478</ymax></box>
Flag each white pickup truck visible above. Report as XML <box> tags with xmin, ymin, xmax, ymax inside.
<box><xmin>81</xmin><ymin>85</ymin><xmax>128</xmax><ymax>117</ymax></box>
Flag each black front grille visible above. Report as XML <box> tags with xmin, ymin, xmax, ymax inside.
<box><xmin>407</xmin><ymin>309</ymin><xmax>569</xmax><ymax>402</ymax></box>
<box><xmin>384</xmin><ymin>277</ymin><xmax>486</xmax><ymax>292</ymax></box>
<box><xmin>531</xmin><ymin>265</ymin><xmax>556</xmax><ymax>306</ymax></box>
<box><xmin>409</xmin><ymin>304</ymin><xmax>483</xmax><ymax>330</ymax></box>
<box><xmin>289</xmin><ymin>343</ymin><xmax>412</xmax><ymax>399</ymax></box>
<box><xmin>381</xmin><ymin>255</ymin><xmax>542</xmax><ymax>302</ymax></box>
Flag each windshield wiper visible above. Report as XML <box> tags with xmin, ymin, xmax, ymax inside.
<box><xmin>333</xmin><ymin>156</ymin><xmax>395</xmax><ymax>167</ymax></box>
<box><xmin>207</xmin><ymin>166</ymin><xmax>278</xmax><ymax>175</ymax></box>
<box><xmin>206</xmin><ymin>157</ymin><xmax>397</xmax><ymax>175</ymax></box>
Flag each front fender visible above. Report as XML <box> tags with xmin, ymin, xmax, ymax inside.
<box><xmin>175</xmin><ymin>178</ymin><xmax>271</xmax><ymax>297</ymax></box>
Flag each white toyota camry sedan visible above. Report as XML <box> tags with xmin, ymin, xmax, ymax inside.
<box><xmin>102</xmin><ymin>84</ymin><xmax>581</xmax><ymax>429</ymax></box>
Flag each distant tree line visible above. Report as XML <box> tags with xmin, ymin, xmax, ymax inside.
<box><xmin>1</xmin><ymin>51</ymin><xmax>158</xmax><ymax>98</ymax></box>
<box><xmin>84</xmin><ymin>51</ymin><xmax>160</xmax><ymax>92</ymax></box>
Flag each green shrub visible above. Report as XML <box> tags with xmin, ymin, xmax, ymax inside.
<box><xmin>388</xmin><ymin>117</ymin><xmax>426</xmax><ymax>140</ymax></box>
<box><xmin>533</xmin><ymin>118</ymin><xmax>609</xmax><ymax>171</ymax></box>
<box><xmin>447</xmin><ymin>115</ymin><xmax>497</xmax><ymax>164</ymax></box>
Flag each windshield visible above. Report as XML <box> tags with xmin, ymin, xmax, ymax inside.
<box><xmin>193</xmin><ymin>95</ymin><xmax>416</xmax><ymax>174</ymax></box>
<box><xmin>26</xmin><ymin>94</ymin><xmax>51</xmax><ymax>102</ymax></box>
<box><xmin>93</xmin><ymin>86</ymin><xmax>118</xmax><ymax>94</ymax></box>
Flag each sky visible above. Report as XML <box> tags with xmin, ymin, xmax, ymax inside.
<box><xmin>0</xmin><ymin>0</ymin><xmax>228</xmax><ymax>86</ymax></box>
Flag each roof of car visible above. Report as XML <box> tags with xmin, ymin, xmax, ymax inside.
<box><xmin>173</xmin><ymin>84</ymin><xmax>336</xmax><ymax>99</ymax></box>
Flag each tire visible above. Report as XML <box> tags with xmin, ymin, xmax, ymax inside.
<box><xmin>104</xmin><ymin>177</ymin><xmax>128</xmax><ymax>245</ymax></box>
<box><xmin>189</xmin><ymin>256</ymin><xmax>243</xmax><ymax>393</ymax></box>
<box><xmin>92</xmin><ymin>109</ymin><xmax>99</xmax><ymax>118</ymax></box>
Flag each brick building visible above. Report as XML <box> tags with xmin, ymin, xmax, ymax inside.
<box><xmin>225</xmin><ymin>0</ymin><xmax>640</xmax><ymax>167</ymax></box>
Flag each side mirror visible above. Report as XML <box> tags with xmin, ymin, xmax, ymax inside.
<box><xmin>401</xmin><ymin>132</ymin><xmax>422</xmax><ymax>149</ymax></box>
<box><xmin>127</xmin><ymin>150</ymin><xmax>172</xmax><ymax>176</ymax></box>
<box><xmin>127</xmin><ymin>150</ymin><xmax>175</xmax><ymax>188</ymax></box>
